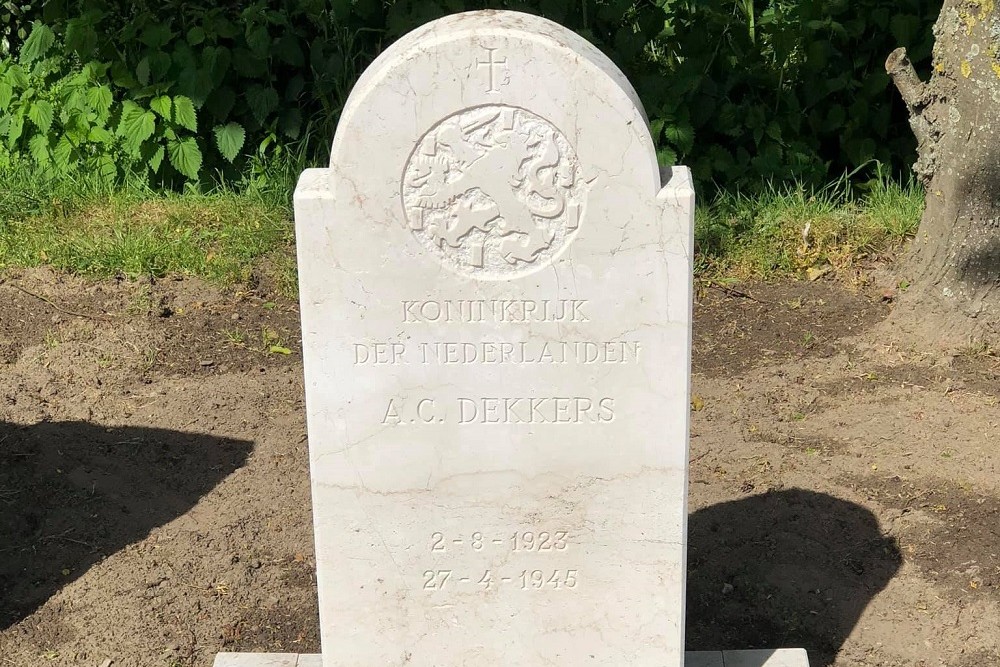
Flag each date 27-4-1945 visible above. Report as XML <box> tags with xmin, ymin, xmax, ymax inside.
<box><xmin>422</xmin><ymin>568</ymin><xmax>578</xmax><ymax>591</ymax></box>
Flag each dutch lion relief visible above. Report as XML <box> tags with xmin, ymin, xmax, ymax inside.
<box><xmin>402</xmin><ymin>105</ymin><xmax>592</xmax><ymax>278</ymax></box>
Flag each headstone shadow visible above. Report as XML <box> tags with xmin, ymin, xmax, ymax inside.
<box><xmin>0</xmin><ymin>420</ymin><xmax>252</xmax><ymax>630</ymax></box>
<box><xmin>686</xmin><ymin>489</ymin><xmax>902</xmax><ymax>666</ymax></box>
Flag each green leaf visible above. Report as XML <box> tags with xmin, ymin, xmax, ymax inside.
<box><xmin>110</xmin><ymin>61</ymin><xmax>136</xmax><ymax>89</ymax></box>
<box><xmin>246</xmin><ymin>25</ymin><xmax>271</xmax><ymax>56</ymax></box>
<box><xmin>149</xmin><ymin>144</ymin><xmax>165</xmax><ymax>173</ymax></box>
<box><xmin>665</xmin><ymin>123</ymin><xmax>695</xmax><ymax>154</ymax></box>
<box><xmin>117</xmin><ymin>101</ymin><xmax>156</xmax><ymax>155</ymax></box>
<box><xmin>4</xmin><ymin>65</ymin><xmax>29</xmax><ymax>90</ymax></box>
<box><xmin>28</xmin><ymin>100</ymin><xmax>53</xmax><ymax>133</ymax></box>
<box><xmin>863</xmin><ymin>71</ymin><xmax>890</xmax><ymax>97</ymax></box>
<box><xmin>64</xmin><ymin>89</ymin><xmax>86</xmax><ymax>114</ymax></box>
<box><xmin>177</xmin><ymin>69</ymin><xmax>213</xmax><ymax>106</ymax></box>
<box><xmin>20</xmin><ymin>22</ymin><xmax>55</xmax><ymax>64</ymax></box>
<box><xmin>656</xmin><ymin>146</ymin><xmax>678</xmax><ymax>167</ymax></box>
<box><xmin>707</xmin><ymin>145</ymin><xmax>734</xmax><ymax>174</ymax></box>
<box><xmin>246</xmin><ymin>85</ymin><xmax>278</xmax><ymax>124</ymax></box>
<box><xmin>86</xmin><ymin>85</ymin><xmax>113</xmax><ymax>117</ymax></box>
<box><xmin>6</xmin><ymin>115</ymin><xmax>24</xmax><ymax>146</ymax></box>
<box><xmin>148</xmin><ymin>53</ymin><xmax>173</xmax><ymax>81</ymax></box>
<box><xmin>649</xmin><ymin>118</ymin><xmax>666</xmax><ymax>141</ymax></box>
<box><xmin>167</xmin><ymin>136</ymin><xmax>202</xmax><ymax>179</ymax></box>
<box><xmin>53</xmin><ymin>135</ymin><xmax>73</xmax><ymax>168</ymax></box>
<box><xmin>64</xmin><ymin>115</ymin><xmax>90</xmax><ymax>142</ymax></box>
<box><xmin>28</xmin><ymin>133</ymin><xmax>49</xmax><ymax>163</ymax></box>
<box><xmin>173</xmin><ymin>95</ymin><xmax>197</xmax><ymax>132</ymax></box>
<box><xmin>278</xmin><ymin>108</ymin><xmax>302</xmax><ymax>139</ymax></box>
<box><xmin>96</xmin><ymin>155</ymin><xmax>117</xmax><ymax>183</ymax></box>
<box><xmin>140</xmin><ymin>24</ymin><xmax>173</xmax><ymax>49</ymax></box>
<box><xmin>150</xmin><ymin>95</ymin><xmax>172</xmax><ymax>121</ymax></box>
<box><xmin>82</xmin><ymin>61</ymin><xmax>111</xmax><ymax>81</ymax></box>
<box><xmin>136</xmin><ymin>57</ymin><xmax>151</xmax><ymax>86</ymax></box>
<box><xmin>187</xmin><ymin>26</ymin><xmax>206</xmax><ymax>46</ymax></box>
<box><xmin>232</xmin><ymin>49</ymin><xmax>267</xmax><ymax>77</ymax></box>
<box><xmin>66</xmin><ymin>18</ymin><xmax>98</xmax><ymax>56</ymax></box>
<box><xmin>209</xmin><ymin>16</ymin><xmax>239</xmax><ymax>40</ymax></box>
<box><xmin>203</xmin><ymin>46</ymin><xmax>232</xmax><ymax>86</ymax></box>
<box><xmin>0</xmin><ymin>82</ymin><xmax>12</xmax><ymax>110</ymax></box>
<box><xmin>213</xmin><ymin>122</ymin><xmax>245</xmax><ymax>162</ymax></box>
<box><xmin>274</xmin><ymin>35</ymin><xmax>304</xmax><ymax>66</ymax></box>
<box><xmin>88</xmin><ymin>126</ymin><xmax>114</xmax><ymax>144</ymax></box>
<box><xmin>172</xmin><ymin>42</ymin><xmax>197</xmax><ymax>71</ymax></box>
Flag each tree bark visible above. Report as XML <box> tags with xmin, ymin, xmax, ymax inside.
<box><xmin>888</xmin><ymin>0</ymin><xmax>1000</xmax><ymax>347</ymax></box>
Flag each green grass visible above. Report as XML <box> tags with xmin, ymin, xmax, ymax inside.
<box><xmin>0</xmin><ymin>155</ymin><xmax>924</xmax><ymax>295</ymax></box>
<box><xmin>695</xmin><ymin>176</ymin><xmax>925</xmax><ymax>281</ymax></box>
<box><xmin>0</xmin><ymin>156</ymin><xmax>297</xmax><ymax>295</ymax></box>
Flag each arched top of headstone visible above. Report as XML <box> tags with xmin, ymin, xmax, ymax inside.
<box><xmin>335</xmin><ymin>10</ymin><xmax>650</xmax><ymax>150</ymax></box>
<box><xmin>320</xmin><ymin>10</ymin><xmax>687</xmax><ymax>281</ymax></box>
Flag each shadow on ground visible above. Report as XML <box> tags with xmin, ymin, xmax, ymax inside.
<box><xmin>686</xmin><ymin>489</ymin><xmax>901</xmax><ymax>667</ymax></box>
<box><xmin>0</xmin><ymin>421</ymin><xmax>251</xmax><ymax>630</ymax></box>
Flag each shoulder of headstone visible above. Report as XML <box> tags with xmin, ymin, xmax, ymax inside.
<box><xmin>658</xmin><ymin>165</ymin><xmax>695</xmax><ymax>205</ymax></box>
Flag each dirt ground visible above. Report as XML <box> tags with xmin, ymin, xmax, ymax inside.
<box><xmin>0</xmin><ymin>267</ymin><xmax>997</xmax><ymax>667</ymax></box>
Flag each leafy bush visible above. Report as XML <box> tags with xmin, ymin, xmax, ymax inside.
<box><xmin>0</xmin><ymin>0</ymin><xmax>941</xmax><ymax>191</ymax></box>
<box><xmin>641</xmin><ymin>0</ymin><xmax>939</xmax><ymax>189</ymax></box>
<box><xmin>0</xmin><ymin>24</ymin><xmax>205</xmax><ymax>180</ymax></box>
<box><xmin>0</xmin><ymin>0</ymin><xmax>381</xmax><ymax>183</ymax></box>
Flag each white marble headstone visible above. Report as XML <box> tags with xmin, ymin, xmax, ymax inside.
<box><xmin>295</xmin><ymin>10</ymin><xmax>694</xmax><ymax>666</ymax></box>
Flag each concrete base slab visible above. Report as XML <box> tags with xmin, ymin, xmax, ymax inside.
<box><xmin>215</xmin><ymin>649</ymin><xmax>809</xmax><ymax>667</ymax></box>
<box><xmin>687</xmin><ymin>649</ymin><xmax>811</xmax><ymax>666</ymax></box>
<box><xmin>724</xmin><ymin>648</ymin><xmax>810</xmax><ymax>666</ymax></box>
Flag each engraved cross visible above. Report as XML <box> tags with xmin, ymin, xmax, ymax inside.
<box><xmin>477</xmin><ymin>47</ymin><xmax>509</xmax><ymax>93</ymax></box>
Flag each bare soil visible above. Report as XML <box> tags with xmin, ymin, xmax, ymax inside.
<box><xmin>0</xmin><ymin>267</ymin><xmax>997</xmax><ymax>667</ymax></box>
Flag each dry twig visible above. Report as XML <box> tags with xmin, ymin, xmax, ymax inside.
<box><xmin>6</xmin><ymin>282</ymin><xmax>111</xmax><ymax>322</ymax></box>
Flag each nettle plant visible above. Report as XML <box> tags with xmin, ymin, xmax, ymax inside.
<box><xmin>639</xmin><ymin>0</ymin><xmax>939</xmax><ymax>189</ymax></box>
<box><xmin>27</xmin><ymin>0</ymin><xmax>381</xmax><ymax>183</ymax></box>
<box><xmin>3</xmin><ymin>0</ymin><xmax>940</xmax><ymax>191</ymax></box>
<box><xmin>0</xmin><ymin>21</ymin><xmax>235</xmax><ymax>180</ymax></box>
<box><xmin>0</xmin><ymin>25</ymin><xmax>122</xmax><ymax>177</ymax></box>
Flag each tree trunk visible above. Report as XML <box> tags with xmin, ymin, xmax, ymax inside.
<box><xmin>887</xmin><ymin>0</ymin><xmax>1000</xmax><ymax>347</ymax></box>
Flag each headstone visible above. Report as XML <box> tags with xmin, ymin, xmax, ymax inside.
<box><xmin>216</xmin><ymin>9</ymin><xmax>808</xmax><ymax>667</ymax></box>
<box><xmin>294</xmin><ymin>10</ymin><xmax>694</xmax><ymax>664</ymax></box>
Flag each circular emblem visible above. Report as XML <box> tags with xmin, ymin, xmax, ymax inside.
<box><xmin>401</xmin><ymin>105</ymin><xmax>589</xmax><ymax>279</ymax></box>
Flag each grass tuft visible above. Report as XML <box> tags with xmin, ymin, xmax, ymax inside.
<box><xmin>695</xmin><ymin>176</ymin><xmax>924</xmax><ymax>282</ymax></box>
<box><xmin>0</xmin><ymin>157</ymin><xmax>295</xmax><ymax>294</ymax></box>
